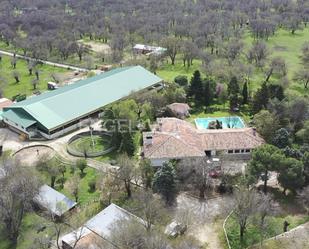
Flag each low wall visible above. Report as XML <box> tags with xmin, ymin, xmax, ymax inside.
<box><xmin>67</xmin><ymin>131</ymin><xmax>115</xmax><ymax>158</ymax></box>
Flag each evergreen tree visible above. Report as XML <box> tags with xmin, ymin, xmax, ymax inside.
<box><xmin>268</xmin><ymin>84</ymin><xmax>285</xmax><ymax>101</ymax></box>
<box><xmin>187</xmin><ymin>70</ymin><xmax>204</xmax><ymax>105</ymax></box>
<box><xmin>227</xmin><ymin>76</ymin><xmax>240</xmax><ymax>96</ymax></box>
<box><xmin>272</xmin><ymin>128</ymin><xmax>290</xmax><ymax>148</ymax></box>
<box><xmin>248</xmin><ymin>144</ymin><xmax>285</xmax><ymax>193</ymax></box>
<box><xmin>242</xmin><ymin>81</ymin><xmax>248</xmax><ymax>104</ymax></box>
<box><xmin>278</xmin><ymin>158</ymin><xmax>304</xmax><ymax>195</ymax></box>
<box><xmin>252</xmin><ymin>82</ymin><xmax>269</xmax><ymax>114</ymax></box>
<box><xmin>121</xmin><ymin>132</ymin><xmax>135</xmax><ymax>157</ymax></box>
<box><xmin>203</xmin><ymin>78</ymin><xmax>215</xmax><ymax>107</ymax></box>
<box><xmin>153</xmin><ymin>161</ymin><xmax>178</xmax><ymax>205</ymax></box>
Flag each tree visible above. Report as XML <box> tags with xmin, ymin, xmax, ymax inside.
<box><xmin>36</xmin><ymin>158</ymin><xmax>60</xmax><ymax>188</ymax></box>
<box><xmin>278</xmin><ymin>157</ymin><xmax>304</xmax><ymax>195</ymax></box>
<box><xmin>0</xmin><ymin>158</ymin><xmax>40</xmax><ymax>245</ymax></box>
<box><xmin>162</xmin><ymin>36</ymin><xmax>181</xmax><ymax>65</ymax></box>
<box><xmin>203</xmin><ymin>78</ymin><xmax>215</xmax><ymax>107</ymax></box>
<box><xmin>117</xmin><ymin>153</ymin><xmax>135</xmax><ymax>198</ymax></box>
<box><xmin>252</xmin><ymin>82</ymin><xmax>269</xmax><ymax>114</ymax></box>
<box><xmin>32</xmin><ymin>78</ymin><xmax>39</xmax><ymax>90</ymax></box>
<box><xmin>12</xmin><ymin>70</ymin><xmax>20</xmax><ymax>83</ymax></box>
<box><xmin>302</xmin><ymin>152</ymin><xmax>309</xmax><ymax>184</ymax></box>
<box><xmin>109</xmin><ymin>218</ymin><xmax>169</xmax><ymax>249</ymax></box>
<box><xmin>272</xmin><ymin>128</ymin><xmax>290</xmax><ymax>148</ymax></box>
<box><xmin>153</xmin><ymin>161</ymin><xmax>178</xmax><ymax>205</ymax></box>
<box><xmin>177</xmin><ymin>157</ymin><xmax>215</xmax><ymax>199</ymax></box>
<box><xmin>296</xmin><ymin>120</ymin><xmax>309</xmax><ymax>144</ymax></box>
<box><xmin>174</xmin><ymin>75</ymin><xmax>188</xmax><ymax>87</ymax></box>
<box><xmin>233</xmin><ymin>185</ymin><xmax>259</xmax><ymax>241</ymax></box>
<box><xmin>242</xmin><ymin>82</ymin><xmax>248</xmax><ymax>104</ymax></box>
<box><xmin>97</xmin><ymin>173</ymin><xmax>121</xmax><ymax>206</ymax></box>
<box><xmin>253</xmin><ymin>110</ymin><xmax>279</xmax><ymax>143</ymax></box>
<box><xmin>76</xmin><ymin>159</ymin><xmax>87</xmax><ymax>175</ymax></box>
<box><xmin>297</xmin><ymin>186</ymin><xmax>309</xmax><ymax>214</ymax></box>
<box><xmin>121</xmin><ymin>132</ymin><xmax>135</xmax><ymax>157</ymax></box>
<box><xmin>301</xmin><ymin>42</ymin><xmax>309</xmax><ymax>65</ymax></box>
<box><xmin>223</xmin><ymin>38</ymin><xmax>244</xmax><ymax>64</ymax></box>
<box><xmin>67</xmin><ymin>174</ymin><xmax>80</xmax><ymax>202</ymax></box>
<box><xmin>139</xmin><ymin>159</ymin><xmax>154</xmax><ymax>189</ymax></box>
<box><xmin>74</xmin><ymin>43</ymin><xmax>90</xmax><ymax>61</ymax></box>
<box><xmin>187</xmin><ymin>70</ymin><xmax>204</xmax><ymax>105</ymax></box>
<box><xmin>135</xmin><ymin>190</ymin><xmax>164</xmax><ymax>231</ymax></box>
<box><xmin>227</xmin><ymin>76</ymin><xmax>240</xmax><ymax>96</ymax></box>
<box><xmin>264</xmin><ymin>57</ymin><xmax>287</xmax><ymax>82</ymax></box>
<box><xmin>294</xmin><ymin>68</ymin><xmax>309</xmax><ymax>89</ymax></box>
<box><xmin>248</xmin><ymin>144</ymin><xmax>284</xmax><ymax>193</ymax></box>
<box><xmin>247</xmin><ymin>41</ymin><xmax>269</xmax><ymax>67</ymax></box>
<box><xmin>11</xmin><ymin>57</ymin><xmax>17</xmax><ymax>69</ymax></box>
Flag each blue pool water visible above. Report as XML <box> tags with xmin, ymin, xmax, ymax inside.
<box><xmin>195</xmin><ymin>116</ymin><xmax>245</xmax><ymax>129</ymax></box>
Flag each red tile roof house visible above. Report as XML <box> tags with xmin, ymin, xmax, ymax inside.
<box><xmin>142</xmin><ymin>118</ymin><xmax>265</xmax><ymax>167</ymax></box>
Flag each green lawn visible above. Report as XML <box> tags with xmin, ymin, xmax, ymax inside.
<box><xmin>244</xmin><ymin>28</ymin><xmax>309</xmax><ymax>96</ymax></box>
<box><xmin>225</xmin><ymin>214</ymin><xmax>309</xmax><ymax>249</ymax></box>
<box><xmin>0</xmin><ymin>212</ymin><xmax>54</xmax><ymax>249</ymax></box>
<box><xmin>0</xmin><ymin>54</ymin><xmax>68</xmax><ymax>99</ymax></box>
<box><xmin>69</xmin><ymin>135</ymin><xmax>112</xmax><ymax>154</ymax></box>
<box><xmin>157</xmin><ymin>28</ymin><xmax>309</xmax><ymax>97</ymax></box>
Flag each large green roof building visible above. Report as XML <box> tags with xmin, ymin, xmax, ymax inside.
<box><xmin>2</xmin><ymin>66</ymin><xmax>162</xmax><ymax>139</ymax></box>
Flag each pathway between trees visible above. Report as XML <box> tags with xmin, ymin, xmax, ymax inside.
<box><xmin>0</xmin><ymin>49</ymin><xmax>89</xmax><ymax>72</ymax></box>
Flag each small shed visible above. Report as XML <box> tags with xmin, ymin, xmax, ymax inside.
<box><xmin>61</xmin><ymin>203</ymin><xmax>147</xmax><ymax>249</ymax></box>
<box><xmin>166</xmin><ymin>103</ymin><xmax>191</xmax><ymax>119</ymax></box>
<box><xmin>34</xmin><ymin>184</ymin><xmax>77</xmax><ymax>217</ymax></box>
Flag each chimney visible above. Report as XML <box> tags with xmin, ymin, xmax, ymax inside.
<box><xmin>145</xmin><ymin>135</ymin><xmax>153</xmax><ymax>145</ymax></box>
<box><xmin>252</xmin><ymin>127</ymin><xmax>256</xmax><ymax>136</ymax></box>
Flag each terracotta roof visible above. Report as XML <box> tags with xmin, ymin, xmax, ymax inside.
<box><xmin>0</xmin><ymin>98</ymin><xmax>13</xmax><ymax>110</ymax></box>
<box><xmin>143</xmin><ymin>118</ymin><xmax>264</xmax><ymax>159</ymax></box>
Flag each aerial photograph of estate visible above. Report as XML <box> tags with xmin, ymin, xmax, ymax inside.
<box><xmin>0</xmin><ymin>1</ymin><xmax>308</xmax><ymax>249</ymax></box>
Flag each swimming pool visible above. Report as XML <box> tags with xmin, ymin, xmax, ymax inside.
<box><xmin>195</xmin><ymin>116</ymin><xmax>245</xmax><ymax>129</ymax></box>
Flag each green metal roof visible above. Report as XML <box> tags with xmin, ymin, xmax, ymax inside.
<box><xmin>2</xmin><ymin>109</ymin><xmax>37</xmax><ymax>128</ymax></box>
<box><xmin>2</xmin><ymin>66</ymin><xmax>162</xmax><ymax>131</ymax></box>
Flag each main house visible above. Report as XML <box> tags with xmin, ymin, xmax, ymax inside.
<box><xmin>2</xmin><ymin>66</ymin><xmax>162</xmax><ymax>140</ymax></box>
<box><xmin>143</xmin><ymin>118</ymin><xmax>264</xmax><ymax>167</ymax></box>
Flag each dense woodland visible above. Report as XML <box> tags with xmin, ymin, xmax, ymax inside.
<box><xmin>0</xmin><ymin>1</ymin><xmax>309</xmax><ymax>249</ymax></box>
<box><xmin>0</xmin><ymin>0</ymin><xmax>308</xmax><ymax>62</ymax></box>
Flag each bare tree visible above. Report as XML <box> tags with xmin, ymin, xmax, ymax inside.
<box><xmin>134</xmin><ymin>190</ymin><xmax>164</xmax><ymax>231</ymax></box>
<box><xmin>67</xmin><ymin>174</ymin><xmax>81</xmax><ymax>202</ymax></box>
<box><xmin>294</xmin><ymin>68</ymin><xmax>309</xmax><ymax>89</ymax></box>
<box><xmin>297</xmin><ymin>186</ymin><xmax>309</xmax><ymax>214</ymax></box>
<box><xmin>0</xmin><ymin>158</ymin><xmax>41</xmax><ymax>246</ymax></box>
<box><xmin>232</xmin><ymin>185</ymin><xmax>259</xmax><ymax>241</ymax></box>
<box><xmin>116</xmin><ymin>153</ymin><xmax>136</xmax><ymax>198</ymax></box>
<box><xmin>177</xmin><ymin>157</ymin><xmax>216</xmax><ymax>199</ymax></box>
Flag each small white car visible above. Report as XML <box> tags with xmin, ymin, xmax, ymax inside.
<box><xmin>164</xmin><ymin>221</ymin><xmax>187</xmax><ymax>238</ymax></box>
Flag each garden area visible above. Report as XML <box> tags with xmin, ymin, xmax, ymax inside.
<box><xmin>0</xmin><ymin>54</ymin><xmax>68</xmax><ymax>99</ymax></box>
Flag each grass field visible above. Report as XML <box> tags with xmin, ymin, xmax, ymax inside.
<box><xmin>0</xmin><ymin>54</ymin><xmax>68</xmax><ymax>98</ymax></box>
<box><xmin>225</xmin><ymin>214</ymin><xmax>309</xmax><ymax>249</ymax></box>
<box><xmin>157</xmin><ymin>28</ymin><xmax>309</xmax><ymax>97</ymax></box>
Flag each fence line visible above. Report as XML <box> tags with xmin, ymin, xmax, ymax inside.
<box><xmin>223</xmin><ymin>210</ymin><xmax>234</xmax><ymax>249</ymax></box>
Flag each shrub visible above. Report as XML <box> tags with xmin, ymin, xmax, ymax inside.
<box><xmin>88</xmin><ymin>179</ymin><xmax>96</xmax><ymax>192</ymax></box>
<box><xmin>174</xmin><ymin>75</ymin><xmax>188</xmax><ymax>87</ymax></box>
